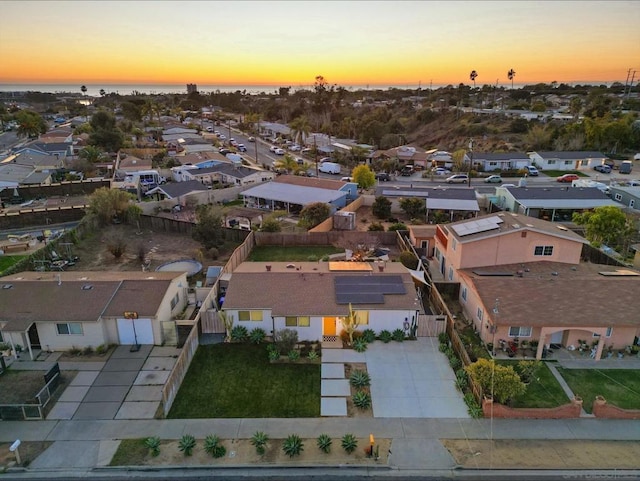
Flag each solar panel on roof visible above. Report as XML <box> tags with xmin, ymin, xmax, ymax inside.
<box><xmin>451</xmin><ymin>215</ymin><xmax>504</xmax><ymax>236</ymax></box>
<box><xmin>336</xmin><ymin>292</ymin><xmax>385</xmax><ymax>304</ymax></box>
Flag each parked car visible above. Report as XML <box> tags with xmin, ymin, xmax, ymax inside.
<box><xmin>301</xmin><ymin>148</ymin><xmax>313</xmax><ymax>155</ymax></box>
<box><xmin>248</xmin><ymin>136</ymin><xmax>255</xmax><ymax>142</ymax></box>
<box><xmin>484</xmin><ymin>175</ymin><xmax>503</xmax><ymax>183</ymax></box>
<box><xmin>594</xmin><ymin>164</ymin><xmax>612</xmax><ymax>173</ymax></box>
<box><xmin>274</xmin><ymin>148</ymin><xmax>285</xmax><ymax>155</ymax></box>
<box><xmin>218</xmin><ymin>134</ymin><xmax>226</xmax><ymax>140</ymax></box>
<box><xmin>218</xmin><ymin>148</ymin><xmax>231</xmax><ymax>155</ymax></box>
<box><xmin>205</xmin><ymin>126</ymin><xmax>214</xmax><ymax>132</ymax></box>
<box><xmin>295</xmin><ymin>157</ymin><xmax>304</xmax><ymax>165</ymax></box>
<box><xmin>524</xmin><ymin>165</ymin><xmax>539</xmax><ymax>176</ymax></box>
<box><xmin>375</xmin><ymin>172</ymin><xmax>391</xmax><ymax>181</ymax></box>
<box><xmin>446</xmin><ymin>174</ymin><xmax>469</xmax><ymax>184</ymax></box>
<box><xmin>269</xmin><ymin>146</ymin><xmax>279</xmax><ymax>153</ymax></box>
<box><xmin>433</xmin><ymin>168</ymin><xmax>451</xmax><ymax>176</ymax></box>
<box><xmin>237</xmin><ymin>144</ymin><xmax>247</xmax><ymax>152</ymax></box>
<box><xmin>319</xmin><ymin>157</ymin><xmax>332</xmax><ymax>163</ymax></box>
<box><xmin>289</xmin><ymin>145</ymin><xmax>301</xmax><ymax>152</ymax></box>
<box><xmin>557</xmin><ymin>173</ymin><xmax>580</xmax><ymax>183</ymax></box>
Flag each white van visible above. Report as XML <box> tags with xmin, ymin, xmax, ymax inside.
<box><xmin>319</xmin><ymin>162</ymin><xmax>341</xmax><ymax>174</ymax></box>
<box><xmin>619</xmin><ymin>161</ymin><xmax>632</xmax><ymax>174</ymax></box>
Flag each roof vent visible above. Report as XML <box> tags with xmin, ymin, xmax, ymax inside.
<box><xmin>551</xmin><ymin>272</ymin><xmax>559</xmax><ymax>276</ymax></box>
<box><xmin>81</xmin><ymin>284</ymin><xmax>94</xmax><ymax>290</ymax></box>
<box><xmin>2</xmin><ymin>284</ymin><xmax>13</xmax><ymax>289</ymax></box>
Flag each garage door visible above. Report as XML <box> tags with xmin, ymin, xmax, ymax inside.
<box><xmin>117</xmin><ymin>318</ymin><xmax>154</xmax><ymax>345</ymax></box>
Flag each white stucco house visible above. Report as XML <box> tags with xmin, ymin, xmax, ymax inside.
<box><xmin>529</xmin><ymin>151</ymin><xmax>608</xmax><ymax>172</ymax></box>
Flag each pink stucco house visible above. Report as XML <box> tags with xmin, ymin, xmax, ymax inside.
<box><xmin>428</xmin><ymin>212</ymin><xmax>640</xmax><ymax>360</ymax></box>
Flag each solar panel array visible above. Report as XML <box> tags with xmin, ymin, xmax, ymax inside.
<box><xmin>334</xmin><ymin>275</ymin><xmax>406</xmax><ymax>305</ymax></box>
<box><xmin>451</xmin><ymin>216</ymin><xmax>504</xmax><ymax>237</ymax></box>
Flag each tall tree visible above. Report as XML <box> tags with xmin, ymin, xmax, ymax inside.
<box><xmin>192</xmin><ymin>204</ymin><xmax>225</xmax><ymax>249</ymax></box>
<box><xmin>298</xmin><ymin>202</ymin><xmax>331</xmax><ymax>229</ymax></box>
<box><xmin>289</xmin><ymin>116</ymin><xmax>311</xmax><ymax>146</ymax></box>
<box><xmin>572</xmin><ymin>206</ymin><xmax>635</xmax><ymax>251</ymax></box>
<box><xmin>15</xmin><ymin>110</ymin><xmax>46</xmax><ymax>138</ymax></box>
<box><xmin>351</xmin><ymin>164</ymin><xmax>375</xmax><ymax>190</ymax></box>
<box><xmin>81</xmin><ymin>85</ymin><xmax>87</xmax><ymax>96</ymax></box>
<box><xmin>507</xmin><ymin>69</ymin><xmax>516</xmax><ymax>89</ymax></box>
<box><xmin>87</xmin><ymin>187</ymin><xmax>140</xmax><ymax>226</ymax></box>
<box><xmin>469</xmin><ymin>70</ymin><xmax>478</xmax><ymax>88</ymax></box>
<box><xmin>89</xmin><ymin>110</ymin><xmax>124</xmax><ymax>152</ymax></box>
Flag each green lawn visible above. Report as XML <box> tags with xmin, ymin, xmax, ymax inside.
<box><xmin>555</xmin><ymin>368</ymin><xmax>640</xmax><ymax>413</ymax></box>
<box><xmin>497</xmin><ymin>361</ymin><xmax>570</xmax><ymax>409</ymax></box>
<box><xmin>168</xmin><ymin>344</ymin><xmax>321</xmax><ymax>418</ymax></box>
<box><xmin>0</xmin><ymin>255</ymin><xmax>27</xmax><ymax>274</ymax></box>
<box><xmin>247</xmin><ymin>245</ymin><xmax>343</xmax><ymax>262</ymax></box>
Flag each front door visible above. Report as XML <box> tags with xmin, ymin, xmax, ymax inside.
<box><xmin>323</xmin><ymin>317</ymin><xmax>337</xmax><ymax>337</ymax></box>
<box><xmin>28</xmin><ymin>323</ymin><xmax>41</xmax><ymax>350</ymax></box>
<box><xmin>550</xmin><ymin>330</ymin><xmax>563</xmax><ymax>345</ymax></box>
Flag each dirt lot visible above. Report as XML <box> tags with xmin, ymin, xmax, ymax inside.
<box><xmin>0</xmin><ymin>441</ymin><xmax>52</xmax><ymax>469</ymax></box>
<box><xmin>443</xmin><ymin>439</ymin><xmax>640</xmax><ymax>469</ymax></box>
<box><xmin>353</xmin><ymin>205</ymin><xmax>412</xmax><ymax>232</ymax></box>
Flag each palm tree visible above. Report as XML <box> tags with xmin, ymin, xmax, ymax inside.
<box><xmin>469</xmin><ymin>70</ymin><xmax>478</xmax><ymax>88</ymax></box>
<box><xmin>289</xmin><ymin>116</ymin><xmax>311</xmax><ymax>146</ymax></box>
<box><xmin>78</xmin><ymin>145</ymin><xmax>108</xmax><ymax>164</ymax></box>
<box><xmin>276</xmin><ymin>154</ymin><xmax>299</xmax><ymax>174</ymax></box>
<box><xmin>507</xmin><ymin>69</ymin><xmax>516</xmax><ymax>89</ymax></box>
<box><xmin>99</xmin><ymin>89</ymin><xmax>106</xmax><ymax>97</ymax></box>
<box><xmin>81</xmin><ymin>85</ymin><xmax>87</xmax><ymax>96</ymax></box>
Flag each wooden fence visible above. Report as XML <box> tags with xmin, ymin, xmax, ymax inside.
<box><xmin>416</xmin><ymin>314</ymin><xmax>447</xmax><ymax>337</ymax></box>
<box><xmin>161</xmin><ymin>321</ymin><xmax>200</xmax><ymax>417</ymax></box>
<box><xmin>201</xmin><ymin>309</ymin><xmax>225</xmax><ymax>334</ymax></box>
<box><xmin>255</xmin><ymin>230</ymin><xmax>397</xmax><ymax>247</ymax></box>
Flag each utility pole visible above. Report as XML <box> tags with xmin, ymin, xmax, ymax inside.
<box><xmin>467</xmin><ymin>138</ymin><xmax>474</xmax><ymax>187</ymax></box>
<box><xmin>314</xmin><ymin>135</ymin><xmax>319</xmax><ymax>177</ymax></box>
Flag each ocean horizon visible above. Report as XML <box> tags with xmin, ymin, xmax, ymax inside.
<box><xmin>0</xmin><ymin>80</ymin><xmax>618</xmax><ymax>97</ymax></box>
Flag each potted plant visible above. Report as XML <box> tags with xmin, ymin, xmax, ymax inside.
<box><xmin>0</xmin><ymin>342</ymin><xmax>11</xmax><ymax>357</ymax></box>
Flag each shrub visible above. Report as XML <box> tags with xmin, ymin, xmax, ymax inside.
<box><xmin>352</xmin><ymin>390</ymin><xmax>372</xmax><ymax>410</ymax></box>
<box><xmin>379</xmin><ymin>330</ymin><xmax>392</xmax><ymax>343</ymax></box>
<box><xmin>361</xmin><ymin>329</ymin><xmax>376</xmax><ymax>343</ymax></box>
<box><xmin>399</xmin><ymin>250</ymin><xmax>418</xmax><ymax>270</ymax></box>
<box><xmin>438</xmin><ymin>332</ymin><xmax>449</xmax><ymax>344</ymax></box>
<box><xmin>392</xmin><ymin>328</ymin><xmax>405</xmax><ymax>342</ymax></box>
<box><xmin>95</xmin><ymin>344</ymin><xmax>107</xmax><ymax>355</ymax></box>
<box><xmin>372</xmin><ymin>196</ymin><xmax>392</xmax><ymax>219</ymax></box>
<box><xmin>204</xmin><ymin>434</ymin><xmax>226</xmax><ymax>458</ymax></box>
<box><xmin>206</xmin><ymin>247</ymin><xmax>219</xmax><ymax>260</ymax></box>
<box><xmin>449</xmin><ymin>356</ymin><xmax>461</xmax><ymax>370</ymax></box>
<box><xmin>388</xmin><ymin>222</ymin><xmax>407</xmax><ymax>231</ymax></box>
<box><xmin>455</xmin><ymin>376</ymin><xmax>467</xmax><ymax>391</ymax></box>
<box><xmin>287</xmin><ymin>350</ymin><xmax>300</xmax><ymax>361</ymax></box>
<box><xmin>82</xmin><ymin>345</ymin><xmax>94</xmax><ymax>356</ymax></box>
<box><xmin>438</xmin><ymin>343</ymin><xmax>448</xmax><ymax>353</ymax></box>
<box><xmin>349</xmin><ymin>370</ymin><xmax>371</xmax><ymax>388</ymax></box>
<box><xmin>282</xmin><ymin>434</ymin><xmax>304</xmax><ymax>458</ymax></box>
<box><xmin>353</xmin><ymin>338</ymin><xmax>368</xmax><ymax>352</ymax></box>
<box><xmin>249</xmin><ymin>328</ymin><xmax>266</xmax><ymax>344</ymax></box>
<box><xmin>368</xmin><ymin>222</ymin><xmax>385</xmax><ymax>231</ymax></box>
<box><xmin>178</xmin><ymin>434</ymin><xmax>196</xmax><ymax>456</ymax></box>
<box><xmin>268</xmin><ymin>349</ymin><xmax>280</xmax><ymax>361</ymax></box>
<box><xmin>273</xmin><ymin>328</ymin><xmax>298</xmax><ymax>355</ymax></box>
<box><xmin>251</xmin><ymin>431</ymin><xmax>269</xmax><ymax>455</ymax></box>
<box><xmin>68</xmin><ymin>346</ymin><xmax>81</xmax><ymax>356</ymax></box>
<box><xmin>317</xmin><ymin>434</ymin><xmax>332</xmax><ymax>454</ymax></box>
<box><xmin>230</xmin><ymin>325</ymin><xmax>249</xmax><ymax>343</ymax></box>
<box><xmin>341</xmin><ymin>434</ymin><xmax>358</xmax><ymax>454</ymax></box>
<box><xmin>308</xmin><ymin>350</ymin><xmax>319</xmax><ymax>361</ymax></box>
<box><xmin>144</xmin><ymin>436</ymin><xmax>161</xmax><ymax>457</ymax></box>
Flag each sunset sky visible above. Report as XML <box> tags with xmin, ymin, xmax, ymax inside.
<box><xmin>1</xmin><ymin>0</ymin><xmax>638</xmax><ymax>87</ymax></box>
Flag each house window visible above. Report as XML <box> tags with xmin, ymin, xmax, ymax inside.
<box><xmin>170</xmin><ymin>293</ymin><xmax>180</xmax><ymax>309</ymax></box>
<box><xmin>477</xmin><ymin>308</ymin><xmax>483</xmax><ymax>321</ymax></box>
<box><xmin>451</xmin><ymin>239</ymin><xmax>457</xmax><ymax>251</ymax></box>
<box><xmin>614</xmin><ymin>193</ymin><xmax>622</xmax><ymax>201</ymax></box>
<box><xmin>581</xmin><ymin>160</ymin><xmax>588</xmax><ymax>166</ymax></box>
<box><xmin>285</xmin><ymin>316</ymin><xmax>310</xmax><ymax>327</ymax></box>
<box><xmin>488</xmin><ymin>161</ymin><xmax>498</xmax><ymax>166</ymax></box>
<box><xmin>606</xmin><ymin>327</ymin><xmax>613</xmax><ymax>337</ymax></box>
<box><xmin>354</xmin><ymin>311</ymin><xmax>369</xmax><ymax>326</ymax></box>
<box><xmin>521</xmin><ymin>231</ymin><xmax>527</xmax><ymax>238</ymax></box>
<box><xmin>564</xmin><ymin>160</ymin><xmax>572</xmax><ymax>166</ymax></box>
<box><xmin>238</xmin><ymin>310</ymin><xmax>263</xmax><ymax>322</ymax></box>
<box><xmin>508</xmin><ymin>326</ymin><xmax>532</xmax><ymax>337</ymax></box>
<box><xmin>630</xmin><ymin>200</ymin><xmax>635</xmax><ymax>208</ymax></box>
<box><xmin>448</xmin><ymin>266</ymin><xmax>453</xmax><ymax>281</ymax></box>
<box><xmin>56</xmin><ymin>323</ymin><xmax>83</xmax><ymax>335</ymax></box>
<box><xmin>548</xmin><ymin>160</ymin><xmax>556</xmax><ymax>165</ymax></box>
<box><xmin>534</xmin><ymin>245</ymin><xmax>553</xmax><ymax>256</ymax></box>
<box><xmin>461</xmin><ymin>286</ymin><xmax>468</xmax><ymax>302</ymax></box>
<box><xmin>420</xmin><ymin>240</ymin><xmax>429</xmax><ymax>249</ymax></box>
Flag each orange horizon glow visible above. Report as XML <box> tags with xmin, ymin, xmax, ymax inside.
<box><xmin>1</xmin><ymin>1</ymin><xmax>638</xmax><ymax>87</ymax></box>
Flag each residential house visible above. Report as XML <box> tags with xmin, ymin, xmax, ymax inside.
<box><xmin>471</xmin><ymin>152</ymin><xmax>530</xmax><ymax>172</ymax></box>
<box><xmin>430</xmin><ymin>212</ymin><xmax>587</xmax><ymax>282</ymax></box>
<box><xmin>259</xmin><ymin>122</ymin><xmax>292</xmax><ymax>141</ymax></box>
<box><xmin>13</xmin><ymin>141</ymin><xmax>73</xmax><ymax>161</ymax></box>
<box><xmin>186</xmin><ymin>164</ymin><xmax>275</xmax><ymax>186</ymax></box>
<box><xmin>529</xmin><ymin>151</ymin><xmax>608</xmax><ymax>172</ymax></box>
<box><xmin>608</xmin><ymin>185</ymin><xmax>640</xmax><ymax>210</ymax></box>
<box><xmin>374</xmin><ymin>185</ymin><xmax>480</xmax><ymax>222</ymax></box>
<box><xmin>371</xmin><ymin>145</ymin><xmax>430</xmax><ymax>170</ymax></box>
<box><xmin>0</xmin><ymin>271</ymin><xmax>188</xmax><ymax>359</ymax></box>
<box><xmin>221</xmin><ymin>261</ymin><xmax>421</xmax><ymax>342</ymax></box>
<box><xmin>145</xmin><ymin>180</ymin><xmax>210</xmax><ymax>201</ymax></box>
<box><xmin>274</xmin><ymin>175</ymin><xmax>358</xmax><ymax>201</ymax></box>
<box><xmin>492</xmin><ymin>186</ymin><xmax>619</xmax><ymax>221</ymax></box>
<box><xmin>116</xmin><ymin>153</ymin><xmax>152</xmax><ymax>172</ymax></box>
<box><xmin>457</xmin><ymin>261</ymin><xmax>640</xmax><ymax>361</ymax></box>
<box><xmin>408</xmin><ymin>225</ymin><xmax>438</xmax><ymax>258</ymax></box>
<box><xmin>39</xmin><ymin>128</ymin><xmax>73</xmax><ymax>144</ymax></box>
<box><xmin>241</xmin><ymin>180</ymin><xmax>350</xmax><ymax>215</ymax></box>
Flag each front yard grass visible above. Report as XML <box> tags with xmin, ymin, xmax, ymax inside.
<box><xmin>0</xmin><ymin>255</ymin><xmax>27</xmax><ymax>274</ymax></box>
<box><xmin>168</xmin><ymin>344</ymin><xmax>320</xmax><ymax>418</ymax></box>
<box><xmin>555</xmin><ymin>368</ymin><xmax>640</xmax><ymax>413</ymax></box>
<box><xmin>497</xmin><ymin>361</ymin><xmax>569</xmax><ymax>408</ymax></box>
<box><xmin>247</xmin><ymin>245</ymin><xmax>343</xmax><ymax>262</ymax></box>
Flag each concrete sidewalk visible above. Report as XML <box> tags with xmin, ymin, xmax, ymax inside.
<box><xmin>2</xmin><ymin>417</ymin><xmax>640</xmax><ymax>474</ymax></box>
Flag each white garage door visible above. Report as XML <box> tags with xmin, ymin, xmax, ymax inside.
<box><xmin>117</xmin><ymin>318</ymin><xmax>154</xmax><ymax>345</ymax></box>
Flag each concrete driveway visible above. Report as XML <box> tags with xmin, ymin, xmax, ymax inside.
<box><xmin>366</xmin><ymin>337</ymin><xmax>469</xmax><ymax>418</ymax></box>
<box><xmin>47</xmin><ymin>345</ymin><xmax>179</xmax><ymax>420</ymax></box>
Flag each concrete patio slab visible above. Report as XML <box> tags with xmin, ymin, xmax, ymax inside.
<box><xmin>125</xmin><ymin>385</ymin><xmax>163</xmax><ymax>402</ymax></box>
<box><xmin>46</xmin><ymin>402</ymin><xmax>80</xmax><ymax>420</ymax></box>
<box><xmin>320</xmin><ymin>397</ymin><xmax>347</xmax><ymax>416</ymax></box>
<box><xmin>96</xmin><ymin>440</ymin><xmax>121</xmax><ymax>467</ymax></box>
<box><xmin>418</xmin><ymin>396</ymin><xmax>468</xmax><ymax>418</ymax></box>
<box><xmin>83</xmin><ymin>386</ymin><xmax>130</xmax><ymax>403</ymax></box>
<box><xmin>373</xmin><ymin>395</ymin><xmax>424</xmax><ymax>418</ymax></box>
<box><xmin>115</xmin><ymin>401</ymin><xmax>159</xmax><ymax>419</ymax></box>
<box><xmin>102</xmin><ymin>357</ymin><xmax>146</xmax><ymax>372</ymax></box>
<box><xmin>72</xmin><ymin>402</ymin><xmax>121</xmax><ymax>420</ymax></box>
<box><xmin>321</xmin><ymin>363</ymin><xmax>345</xmax><ymax>379</ymax></box>
<box><xmin>110</xmin><ymin>344</ymin><xmax>153</xmax><ymax>359</ymax></box>
<box><xmin>58</xmin><ymin>361</ymin><xmax>105</xmax><ymax>371</ymax></box>
<box><xmin>389</xmin><ymin>438</ymin><xmax>456</xmax><ymax>470</ymax></box>
<box><xmin>150</xmin><ymin>346</ymin><xmax>182</xmax><ymax>357</ymax></box>
<box><xmin>321</xmin><ymin>349</ymin><xmax>366</xmax><ymax>363</ymax></box>
<box><xmin>57</xmin><ymin>385</ymin><xmax>90</xmax><ymax>402</ymax></box>
<box><xmin>29</xmin><ymin>440</ymin><xmax>100</xmax><ymax>469</ymax></box>
<box><xmin>321</xmin><ymin>379</ymin><xmax>351</xmax><ymax>397</ymax></box>
<box><xmin>69</xmin><ymin>371</ymin><xmax>99</xmax><ymax>386</ymax></box>
<box><xmin>134</xmin><ymin>370</ymin><xmax>171</xmax><ymax>385</ymax></box>
<box><xmin>93</xmin><ymin>371</ymin><xmax>138</xmax><ymax>386</ymax></box>
<box><xmin>141</xmin><ymin>356</ymin><xmax>176</xmax><ymax>371</ymax></box>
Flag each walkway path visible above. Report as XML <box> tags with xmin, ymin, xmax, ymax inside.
<box><xmin>546</xmin><ymin>362</ymin><xmax>590</xmax><ymax>417</ymax></box>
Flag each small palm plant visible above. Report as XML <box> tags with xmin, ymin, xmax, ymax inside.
<box><xmin>144</xmin><ymin>436</ymin><xmax>161</xmax><ymax>457</ymax></box>
<box><xmin>353</xmin><ymin>338</ymin><xmax>368</xmax><ymax>352</ymax></box>
<box><xmin>316</xmin><ymin>434</ymin><xmax>332</xmax><ymax>454</ymax></box>
<box><xmin>251</xmin><ymin>431</ymin><xmax>269</xmax><ymax>455</ymax></box>
<box><xmin>282</xmin><ymin>434</ymin><xmax>304</xmax><ymax>458</ymax></box>
<box><xmin>204</xmin><ymin>434</ymin><xmax>226</xmax><ymax>459</ymax></box>
<box><xmin>178</xmin><ymin>434</ymin><xmax>197</xmax><ymax>456</ymax></box>
<box><xmin>352</xmin><ymin>390</ymin><xmax>372</xmax><ymax>410</ymax></box>
<box><xmin>341</xmin><ymin>433</ymin><xmax>358</xmax><ymax>454</ymax></box>
<box><xmin>349</xmin><ymin>369</ymin><xmax>371</xmax><ymax>388</ymax></box>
